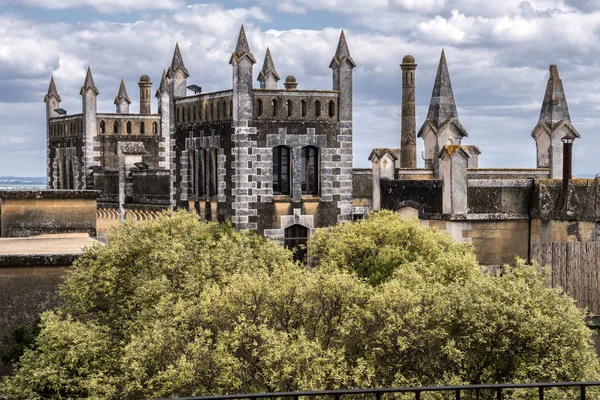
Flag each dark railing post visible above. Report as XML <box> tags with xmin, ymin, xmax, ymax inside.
<box><xmin>414</xmin><ymin>391</ymin><xmax>420</xmax><ymax>400</ymax></box>
<box><xmin>455</xmin><ymin>389</ymin><xmax>461</xmax><ymax>400</ymax></box>
<box><xmin>376</xmin><ymin>392</ymin><xmax>381</xmax><ymax>400</ymax></box>
<box><xmin>539</xmin><ymin>387</ymin><xmax>544</xmax><ymax>400</ymax></box>
<box><xmin>581</xmin><ymin>385</ymin><xmax>586</xmax><ymax>400</ymax></box>
<box><xmin>496</xmin><ymin>388</ymin><xmax>502</xmax><ymax>400</ymax></box>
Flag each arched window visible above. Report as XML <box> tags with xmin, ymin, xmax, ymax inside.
<box><xmin>286</xmin><ymin>99</ymin><xmax>292</xmax><ymax>117</ymax></box>
<box><xmin>193</xmin><ymin>105</ymin><xmax>197</xmax><ymax>121</ymax></box>
<box><xmin>272</xmin><ymin>99</ymin><xmax>278</xmax><ymax>117</ymax></box>
<box><xmin>113</xmin><ymin>121</ymin><xmax>119</xmax><ymax>134</ymax></box>
<box><xmin>178</xmin><ymin>107</ymin><xmax>181</xmax><ymax>123</ymax></box>
<box><xmin>188</xmin><ymin>106</ymin><xmax>191</xmax><ymax>122</ymax></box>
<box><xmin>301</xmin><ymin>146</ymin><xmax>319</xmax><ymax>195</ymax></box>
<box><xmin>99</xmin><ymin>120</ymin><xmax>105</xmax><ymax>134</ymax></box>
<box><xmin>257</xmin><ymin>99</ymin><xmax>263</xmax><ymax>116</ymax></box>
<box><xmin>229</xmin><ymin>100</ymin><xmax>233</xmax><ymax>117</ymax></box>
<box><xmin>301</xmin><ymin>100</ymin><xmax>307</xmax><ymax>117</ymax></box>
<box><xmin>210</xmin><ymin>103</ymin><xmax>214</xmax><ymax>120</ymax></box>
<box><xmin>223</xmin><ymin>100</ymin><xmax>227</xmax><ymax>117</ymax></box>
<box><xmin>315</xmin><ymin>100</ymin><xmax>321</xmax><ymax>117</ymax></box>
<box><xmin>284</xmin><ymin>224</ymin><xmax>309</xmax><ymax>263</ymax></box>
<box><xmin>152</xmin><ymin>121</ymin><xmax>158</xmax><ymax>134</ymax></box>
<box><xmin>210</xmin><ymin>148</ymin><xmax>218</xmax><ymax>197</ymax></box>
<box><xmin>328</xmin><ymin>100</ymin><xmax>336</xmax><ymax>117</ymax></box>
<box><xmin>273</xmin><ymin>146</ymin><xmax>291</xmax><ymax>195</ymax></box>
<box><xmin>126</xmin><ymin>121</ymin><xmax>132</xmax><ymax>134</ymax></box>
<box><xmin>205</xmin><ymin>104</ymin><xmax>208</xmax><ymax>120</ymax></box>
<box><xmin>140</xmin><ymin>121</ymin><xmax>145</xmax><ymax>134</ymax></box>
<box><xmin>182</xmin><ymin>107</ymin><xmax>186</xmax><ymax>123</ymax></box>
<box><xmin>217</xmin><ymin>102</ymin><xmax>221</xmax><ymax>119</ymax></box>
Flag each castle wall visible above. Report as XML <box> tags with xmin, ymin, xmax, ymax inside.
<box><xmin>0</xmin><ymin>191</ymin><xmax>98</xmax><ymax>237</ymax></box>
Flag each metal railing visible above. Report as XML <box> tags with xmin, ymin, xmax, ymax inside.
<box><xmin>158</xmin><ymin>382</ymin><xmax>600</xmax><ymax>400</ymax></box>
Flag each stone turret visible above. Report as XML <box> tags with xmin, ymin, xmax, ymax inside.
<box><xmin>439</xmin><ymin>145</ymin><xmax>470</xmax><ymax>215</ymax></box>
<box><xmin>400</xmin><ymin>55</ymin><xmax>417</xmax><ymax>168</ymax></box>
<box><xmin>114</xmin><ymin>79</ymin><xmax>131</xmax><ymax>114</ymax></box>
<box><xmin>156</xmin><ymin>69</ymin><xmax>170</xmax><ymax>170</ymax></box>
<box><xmin>257</xmin><ymin>47</ymin><xmax>280</xmax><ymax>89</ymax></box>
<box><xmin>230</xmin><ymin>25</ymin><xmax>256</xmax><ymax>126</ymax></box>
<box><xmin>168</xmin><ymin>43</ymin><xmax>189</xmax><ymax>99</ymax></box>
<box><xmin>531</xmin><ymin>65</ymin><xmax>580</xmax><ymax>179</ymax></box>
<box><xmin>138</xmin><ymin>75</ymin><xmax>152</xmax><ymax>115</ymax></box>
<box><xmin>329</xmin><ymin>30</ymin><xmax>356</xmax><ymax>124</ymax></box>
<box><xmin>80</xmin><ymin>67</ymin><xmax>100</xmax><ymax>185</ymax></box>
<box><xmin>44</xmin><ymin>76</ymin><xmax>61</xmax><ymax>187</ymax></box>
<box><xmin>418</xmin><ymin>50</ymin><xmax>468</xmax><ymax>175</ymax></box>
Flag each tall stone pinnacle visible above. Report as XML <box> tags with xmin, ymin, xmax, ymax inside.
<box><xmin>114</xmin><ymin>79</ymin><xmax>131</xmax><ymax>105</ymax></box>
<box><xmin>329</xmin><ymin>30</ymin><xmax>356</xmax><ymax>69</ymax></box>
<box><xmin>45</xmin><ymin>76</ymin><xmax>61</xmax><ymax>102</ymax></box>
<box><xmin>81</xmin><ymin>66</ymin><xmax>99</xmax><ymax>95</ymax></box>
<box><xmin>539</xmin><ymin>65</ymin><xmax>571</xmax><ymax>129</ymax></box>
<box><xmin>170</xmin><ymin>43</ymin><xmax>190</xmax><ymax>77</ymax></box>
<box><xmin>230</xmin><ymin>25</ymin><xmax>256</xmax><ymax>65</ymax></box>
<box><xmin>156</xmin><ymin>69</ymin><xmax>168</xmax><ymax>97</ymax></box>
<box><xmin>426</xmin><ymin>49</ymin><xmax>458</xmax><ymax>127</ymax></box>
<box><xmin>258</xmin><ymin>47</ymin><xmax>280</xmax><ymax>88</ymax></box>
<box><xmin>400</xmin><ymin>55</ymin><xmax>417</xmax><ymax>168</ymax></box>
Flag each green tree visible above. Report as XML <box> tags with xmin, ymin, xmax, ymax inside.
<box><xmin>309</xmin><ymin>210</ymin><xmax>479</xmax><ymax>285</ymax></box>
<box><xmin>1</xmin><ymin>211</ymin><xmax>598</xmax><ymax>400</ymax></box>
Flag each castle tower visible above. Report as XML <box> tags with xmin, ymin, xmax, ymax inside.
<box><xmin>80</xmin><ymin>67</ymin><xmax>100</xmax><ymax>183</ymax></box>
<box><xmin>44</xmin><ymin>76</ymin><xmax>61</xmax><ymax>188</ymax></box>
<box><xmin>257</xmin><ymin>47</ymin><xmax>280</xmax><ymax>89</ymax></box>
<box><xmin>400</xmin><ymin>55</ymin><xmax>417</xmax><ymax>168</ymax></box>
<box><xmin>531</xmin><ymin>65</ymin><xmax>580</xmax><ymax>178</ymax></box>
<box><xmin>229</xmin><ymin>25</ymin><xmax>256</xmax><ymax>126</ymax></box>
<box><xmin>168</xmin><ymin>43</ymin><xmax>189</xmax><ymax>99</ymax></box>
<box><xmin>138</xmin><ymin>75</ymin><xmax>152</xmax><ymax>115</ymax></box>
<box><xmin>329</xmin><ymin>30</ymin><xmax>356</xmax><ymax>124</ymax></box>
<box><xmin>114</xmin><ymin>79</ymin><xmax>131</xmax><ymax>114</ymax></box>
<box><xmin>418</xmin><ymin>50</ymin><xmax>468</xmax><ymax>175</ymax></box>
<box><xmin>156</xmin><ymin>69</ymin><xmax>170</xmax><ymax>170</ymax></box>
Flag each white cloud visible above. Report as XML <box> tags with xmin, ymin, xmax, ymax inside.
<box><xmin>0</xmin><ymin>0</ymin><xmax>184</xmax><ymax>13</ymax></box>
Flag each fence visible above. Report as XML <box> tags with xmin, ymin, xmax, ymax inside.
<box><xmin>157</xmin><ymin>382</ymin><xmax>600</xmax><ymax>400</ymax></box>
<box><xmin>531</xmin><ymin>242</ymin><xmax>600</xmax><ymax>315</ymax></box>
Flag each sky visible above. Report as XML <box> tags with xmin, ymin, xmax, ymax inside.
<box><xmin>1</xmin><ymin>0</ymin><xmax>600</xmax><ymax>177</ymax></box>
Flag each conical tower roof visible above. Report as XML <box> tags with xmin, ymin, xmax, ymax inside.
<box><xmin>539</xmin><ymin>65</ymin><xmax>571</xmax><ymax>129</ymax></box>
<box><xmin>44</xmin><ymin>76</ymin><xmax>61</xmax><ymax>102</ymax></box>
<box><xmin>170</xmin><ymin>43</ymin><xmax>190</xmax><ymax>78</ymax></box>
<box><xmin>258</xmin><ymin>47</ymin><xmax>280</xmax><ymax>82</ymax></box>
<box><xmin>80</xmin><ymin>67</ymin><xmax>99</xmax><ymax>95</ymax></box>
<box><xmin>426</xmin><ymin>49</ymin><xmax>458</xmax><ymax>127</ymax></box>
<box><xmin>229</xmin><ymin>25</ymin><xmax>256</xmax><ymax>65</ymax></box>
<box><xmin>114</xmin><ymin>79</ymin><xmax>131</xmax><ymax>105</ymax></box>
<box><xmin>329</xmin><ymin>30</ymin><xmax>356</xmax><ymax>69</ymax></box>
<box><xmin>156</xmin><ymin>69</ymin><xmax>168</xmax><ymax>97</ymax></box>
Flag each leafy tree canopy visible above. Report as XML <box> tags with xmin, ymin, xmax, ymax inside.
<box><xmin>1</xmin><ymin>211</ymin><xmax>598</xmax><ymax>400</ymax></box>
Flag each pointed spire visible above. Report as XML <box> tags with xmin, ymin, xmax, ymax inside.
<box><xmin>426</xmin><ymin>49</ymin><xmax>458</xmax><ymax>127</ymax></box>
<box><xmin>80</xmin><ymin>67</ymin><xmax>99</xmax><ymax>95</ymax></box>
<box><xmin>329</xmin><ymin>30</ymin><xmax>356</xmax><ymax>69</ymax></box>
<box><xmin>114</xmin><ymin>79</ymin><xmax>131</xmax><ymax>105</ymax></box>
<box><xmin>170</xmin><ymin>43</ymin><xmax>190</xmax><ymax>78</ymax></box>
<box><xmin>156</xmin><ymin>69</ymin><xmax>168</xmax><ymax>97</ymax></box>
<box><xmin>258</xmin><ymin>48</ymin><xmax>280</xmax><ymax>83</ymax></box>
<box><xmin>229</xmin><ymin>25</ymin><xmax>256</xmax><ymax>65</ymax></box>
<box><xmin>539</xmin><ymin>65</ymin><xmax>571</xmax><ymax>129</ymax></box>
<box><xmin>44</xmin><ymin>76</ymin><xmax>61</xmax><ymax>102</ymax></box>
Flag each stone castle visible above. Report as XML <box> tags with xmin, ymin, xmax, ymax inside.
<box><xmin>42</xmin><ymin>26</ymin><xmax>600</xmax><ymax>265</ymax></box>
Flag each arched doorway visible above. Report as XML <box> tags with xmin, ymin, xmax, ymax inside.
<box><xmin>284</xmin><ymin>224</ymin><xmax>309</xmax><ymax>263</ymax></box>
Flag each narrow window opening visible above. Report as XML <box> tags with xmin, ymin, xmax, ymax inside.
<box><xmin>113</xmin><ymin>121</ymin><xmax>119</xmax><ymax>134</ymax></box>
<box><xmin>287</xmin><ymin>100</ymin><xmax>292</xmax><ymax>117</ymax></box>
<box><xmin>273</xmin><ymin>146</ymin><xmax>291</xmax><ymax>195</ymax></box>
<box><xmin>301</xmin><ymin>146</ymin><xmax>319</xmax><ymax>195</ymax></box>
<box><xmin>315</xmin><ymin>100</ymin><xmax>321</xmax><ymax>117</ymax></box>
<box><xmin>126</xmin><ymin>121</ymin><xmax>132</xmax><ymax>134</ymax></box>
<box><xmin>328</xmin><ymin>100</ymin><xmax>335</xmax><ymax>117</ymax></box>
<box><xmin>99</xmin><ymin>120</ymin><xmax>105</xmax><ymax>134</ymax></box>
<box><xmin>272</xmin><ymin>99</ymin><xmax>278</xmax><ymax>117</ymax></box>
<box><xmin>152</xmin><ymin>121</ymin><xmax>158</xmax><ymax>134</ymax></box>
<box><xmin>301</xmin><ymin>100</ymin><xmax>307</xmax><ymax>117</ymax></box>
<box><xmin>140</xmin><ymin>121</ymin><xmax>145</xmax><ymax>134</ymax></box>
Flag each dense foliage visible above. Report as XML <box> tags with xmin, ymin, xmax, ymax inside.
<box><xmin>1</xmin><ymin>211</ymin><xmax>598</xmax><ymax>399</ymax></box>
